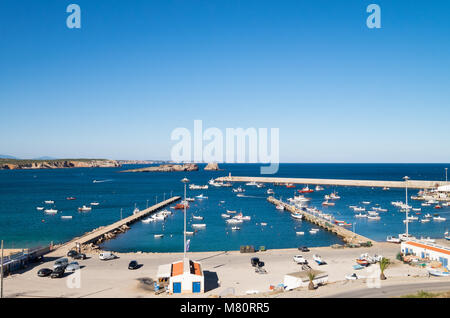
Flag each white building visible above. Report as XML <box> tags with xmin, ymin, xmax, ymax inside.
<box><xmin>283</xmin><ymin>270</ymin><xmax>328</xmax><ymax>290</ymax></box>
<box><xmin>157</xmin><ymin>258</ymin><xmax>204</xmax><ymax>294</ymax></box>
<box><xmin>401</xmin><ymin>240</ymin><xmax>450</xmax><ymax>269</ymax></box>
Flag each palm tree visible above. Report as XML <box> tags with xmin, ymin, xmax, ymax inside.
<box><xmin>379</xmin><ymin>257</ymin><xmax>390</xmax><ymax>280</ymax></box>
<box><xmin>307</xmin><ymin>270</ymin><xmax>316</xmax><ymax>290</ymax></box>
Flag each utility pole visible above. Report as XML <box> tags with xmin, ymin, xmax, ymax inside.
<box><xmin>1</xmin><ymin>240</ymin><xmax>4</xmax><ymax>299</ymax></box>
<box><xmin>155</xmin><ymin>195</ymin><xmax>158</xmax><ymax>204</ymax></box>
<box><xmin>163</xmin><ymin>193</ymin><xmax>166</xmax><ymax>201</ymax></box>
<box><xmin>146</xmin><ymin>200</ymin><xmax>149</xmax><ymax>209</ymax></box>
<box><xmin>446</xmin><ymin>168</ymin><xmax>448</xmax><ymax>182</ymax></box>
<box><xmin>120</xmin><ymin>208</ymin><xmax>123</xmax><ymax>220</ymax></box>
<box><xmin>181</xmin><ymin>178</ymin><xmax>189</xmax><ymax>260</ymax></box>
<box><xmin>404</xmin><ymin>176</ymin><xmax>410</xmax><ymax>237</ymax></box>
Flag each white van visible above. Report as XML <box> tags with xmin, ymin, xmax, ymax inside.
<box><xmin>99</xmin><ymin>252</ymin><xmax>116</xmax><ymax>260</ymax></box>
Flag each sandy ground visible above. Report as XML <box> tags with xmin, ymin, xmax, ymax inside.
<box><xmin>2</xmin><ymin>249</ymin><xmax>24</xmax><ymax>257</ymax></box>
<box><xmin>4</xmin><ymin>242</ymin><xmax>449</xmax><ymax>298</ymax></box>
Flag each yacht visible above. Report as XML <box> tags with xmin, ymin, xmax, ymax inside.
<box><xmin>234</xmin><ymin>213</ymin><xmax>251</xmax><ymax>221</ymax></box>
<box><xmin>290</xmin><ymin>213</ymin><xmax>303</xmax><ymax>220</ymax></box>
<box><xmin>296</xmin><ymin>231</ymin><xmax>305</xmax><ymax>235</ymax></box>
<box><xmin>192</xmin><ymin>223</ymin><xmax>206</xmax><ymax>228</ymax></box>
<box><xmin>398</xmin><ymin>233</ymin><xmax>416</xmax><ymax>241</ymax></box>
<box><xmin>154</xmin><ymin>234</ymin><xmax>164</xmax><ymax>238</ymax></box>
<box><xmin>433</xmin><ymin>216</ymin><xmax>446</xmax><ymax>221</ymax></box>
<box><xmin>420</xmin><ymin>219</ymin><xmax>431</xmax><ymax>223</ymax></box>
<box><xmin>90</xmin><ymin>202</ymin><xmax>99</xmax><ymax>206</ymax></box>
<box><xmin>275</xmin><ymin>204</ymin><xmax>284</xmax><ymax>211</ymax></box>
<box><xmin>78</xmin><ymin>205</ymin><xmax>92</xmax><ymax>212</ymax></box>
<box><xmin>44</xmin><ymin>200</ymin><xmax>54</xmax><ymax>204</ymax></box>
<box><xmin>185</xmin><ymin>231</ymin><xmax>195</xmax><ymax>235</ymax></box>
<box><xmin>185</xmin><ymin>197</ymin><xmax>195</xmax><ymax>202</ymax></box>
<box><xmin>367</xmin><ymin>215</ymin><xmax>381</xmax><ymax>220</ymax></box>
<box><xmin>189</xmin><ymin>184</ymin><xmax>209</xmax><ymax>190</ymax></box>
<box><xmin>36</xmin><ymin>207</ymin><xmax>44</xmax><ymax>211</ymax></box>
<box><xmin>315</xmin><ymin>185</ymin><xmax>324</xmax><ymax>191</ymax></box>
<box><xmin>221</xmin><ymin>213</ymin><xmax>231</xmax><ymax>218</ymax></box>
<box><xmin>44</xmin><ymin>208</ymin><xmax>58</xmax><ymax>214</ymax></box>
<box><xmin>61</xmin><ymin>215</ymin><xmax>72</xmax><ymax>219</ymax></box>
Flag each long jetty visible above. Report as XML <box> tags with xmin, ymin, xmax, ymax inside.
<box><xmin>49</xmin><ymin>196</ymin><xmax>181</xmax><ymax>256</ymax></box>
<box><xmin>216</xmin><ymin>176</ymin><xmax>448</xmax><ymax>189</ymax></box>
<box><xmin>267</xmin><ymin>196</ymin><xmax>372</xmax><ymax>245</ymax></box>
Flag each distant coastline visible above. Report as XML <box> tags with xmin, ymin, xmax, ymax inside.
<box><xmin>0</xmin><ymin>158</ymin><xmax>120</xmax><ymax>170</ymax></box>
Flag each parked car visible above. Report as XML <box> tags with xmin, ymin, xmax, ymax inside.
<box><xmin>250</xmin><ymin>257</ymin><xmax>260</xmax><ymax>267</ymax></box>
<box><xmin>50</xmin><ymin>266</ymin><xmax>65</xmax><ymax>278</ymax></box>
<box><xmin>293</xmin><ymin>255</ymin><xmax>308</xmax><ymax>264</ymax></box>
<box><xmin>66</xmin><ymin>262</ymin><xmax>80</xmax><ymax>272</ymax></box>
<box><xmin>99</xmin><ymin>252</ymin><xmax>116</xmax><ymax>260</ymax></box>
<box><xmin>67</xmin><ymin>250</ymin><xmax>78</xmax><ymax>258</ymax></box>
<box><xmin>73</xmin><ymin>253</ymin><xmax>86</xmax><ymax>260</ymax></box>
<box><xmin>37</xmin><ymin>268</ymin><xmax>53</xmax><ymax>277</ymax></box>
<box><xmin>298</xmin><ymin>246</ymin><xmax>310</xmax><ymax>252</ymax></box>
<box><xmin>53</xmin><ymin>257</ymin><xmax>69</xmax><ymax>269</ymax></box>
<box><xmin>128</xmin><ymin>260</ymin><xmax>139</xmax><ymax>270</ymax></box>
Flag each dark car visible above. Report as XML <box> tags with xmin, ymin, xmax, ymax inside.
<box><xmin>128</xmin><ymin>260</ymin><xmax>139</xmax><ymax>270</ymax></box>
<box><xmin>37</xmin><ymin>268</ymin><xmax>53</xmax><ymax>277</ymax></box>
<box><xmin>257</xmin><ymin>261</ymin><xmax>265</xmax><ymax>268</ymax></box>
<box><xmin>73</xmin><ymin>253</ymin><xmax>86</xmax><ymax>260</ymax></box>
<box><xmin>250</xmin><ymin>257</ymin><xmax>260</xmax><ymax>267</ymax></box>
<box><xmin>50</xmin><ymin>266</ymin><xmax>65</xmax><ymax>278</ymax></box>
<box><xmin>299</xmin><ymin>246</ymin><xmax>310</xmax><ymax>252</ymax></box>
<box><xmin>67</xmin><ymin>250</ymin><xmax>78</xmax><ymax>258</ymax></box>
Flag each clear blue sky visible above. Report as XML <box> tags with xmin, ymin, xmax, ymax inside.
<box><xmin>0</xmin><ymin>0</ymin><xmax>449</xmax><ymax>162</ymax></box>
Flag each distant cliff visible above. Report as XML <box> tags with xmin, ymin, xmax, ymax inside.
<box><xmin>0</xmin><ymin>159</ymin><xmax>120</xmax><ymax>170</ymax></box>
<box><xmin>121</xmin><ymin>163</ymin><xmax>198</xmax><ymax>172</ymax></box>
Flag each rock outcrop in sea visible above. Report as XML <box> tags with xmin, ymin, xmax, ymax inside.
<box><xmin>204</xmin><ymin>162</ymin><xmax>220</xmax><ymax>171</ymax></box>
<box><xmin>121</xmin><ymin>163</ymin><xmax>199</xmax><ymax>172</ymax></box>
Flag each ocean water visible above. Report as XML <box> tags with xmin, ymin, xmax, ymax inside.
<box><xmin>0</xmin><ymin>164</ymin><xmax>448</xmax><ymax>252</ymax></box>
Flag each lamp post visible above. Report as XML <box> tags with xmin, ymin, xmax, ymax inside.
<box><xmin>446</xmin><ymin>168</ymin><xmax>448</xmax><ymax>183</ymax></box>
<box><xmin>181</xmin><ymin>177</ymin><xmax>189</xmax><ymax>260</ymax></box>
<box><xmin>403</xmin><ymin>176</ymin><xmax>410</xmax><ymax>237</ymax></box>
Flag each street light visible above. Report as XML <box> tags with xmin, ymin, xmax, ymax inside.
<box><xmin>181</xmin><ymin>177</ymin><xmax>190</xmax><ymax>260</ymax></box>
<box><xmin>403</xmin><ymin>176</ymin><xmax>410</xmax><ymax>237</ymax></box>
<box><xmin>446</xmin><ymin>168</ymin><xmax>448</xmax><ymax>183</ymax></box>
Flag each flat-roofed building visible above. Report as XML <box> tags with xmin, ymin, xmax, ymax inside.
<box><xmin>401</xmin><ymin>240</ymin><xmax>450</xmax><ymax>268</ymax></box>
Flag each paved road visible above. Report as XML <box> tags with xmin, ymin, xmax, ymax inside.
<box><xmin>327</xmin><ymin>281</ymin><xmax>450</xmax><ymax>298</ymax></box>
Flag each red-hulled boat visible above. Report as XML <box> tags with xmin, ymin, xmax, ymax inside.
<box><xmin>66</xmin><ymin>197</ymin><xmax>76</xmax><ymax>200</ymax></box>
<box><xmin>174</xmin><ymin>203</ymin><xmax>189</xmax><ymax>210</ymax></box>
<box><xmin>298</xmin><ymin>186</ymin><xmax>314</xmax><ymax>193</ymax></box>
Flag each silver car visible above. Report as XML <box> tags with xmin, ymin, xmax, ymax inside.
<box><xmin>65</xmin><ymin>261</ymin><xmax>80</xmax><ymax>272</ymax></box>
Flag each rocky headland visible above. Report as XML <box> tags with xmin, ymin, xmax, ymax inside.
<box><xmin>121</xmin><ymin>163</ymin><xmax>199</xmax><ymax>172</ymax></box>
<box><xmin>0</xmin><ymin>159</ymin><xmax>120</xmax><ymax>170</ymax></box>
<box><xmin>204</xmin><ymin>162</ymin><xmax>221</xmax><ymax>171</ymax></box>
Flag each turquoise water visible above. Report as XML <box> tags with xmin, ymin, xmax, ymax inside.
<box><xmin>0</xmin><ymin>164</ymin><xmax>448</xmax><ymax>251</ymax></box>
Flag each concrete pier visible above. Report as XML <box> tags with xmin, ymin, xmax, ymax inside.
<box><xmin>216</xmin><ymin>176</ymin><xmax>449</xmax><ymax>189</ymax></box>
<box><xmin>49</xmin><ymin>196</ymin><xmax>181</xmax><ymax>256</ymax></box>
<box><xmin>267</xmin><ymin>196</ymin><xmax>372</xmax><ymax>245</ymax></box>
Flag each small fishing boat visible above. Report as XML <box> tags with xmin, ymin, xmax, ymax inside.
<box><xmin>226</xmin><ymin>218</ymin><xmax>243</xmax><ymax>224</ymax></box>
<box><xmin>231</xmin><ymin>226</ymin><xmax>240</xmax><ymax>231</ymax></box>
<box><xmin>78</xmin><ymin>205</ymin><xmax>92</xmax><ymax>212</ymax></box>
<box><xmin>195</xmin><ymin>194</ymin><xmax>208</xmax><ymax>199</ymax></box>
<box><xmin>368</xmin><ymin>211</ymin><xmax>379</xmax><ymax>216</ymax></box>
<box><xmin>36</xmin><ymin>207</ymin><xmax>44</xmax><ymax>211</ymax></box>
<box><xmin>355</xmin><ymin>213</ymin><xmax>367</xmax><ymax>218</ymax></box>
<box><xmin>313</xmin><ymin>254</ymin><xmax>325</xmax><ymax>265</ymax></box>
<box><xmin>322</xmin><ymin>200</ymin><xmax>335</xmax><ymax>206</ymax></box>
<box><xmin>221</xmin><ymin>213</ymin><xmax>231</xmax><ymax>218</ymax></box>
<box><xmin>367</xmin><ymin>215</ymin><xmax>381</xmax><ymax>220</ymax></box>
<box><xmin>192</xmin><ymin>223</ymin><xmax>206</xmax><ymax>228</ymax></box>
<box><xmin>412</xmin><ymin>208</ymin><xmax>421</xmax><ymax>212</ymax></box>
<box><xmin>424</xmin><ymin>213</ymin><xmax>432</xmax><ymax>218</ymax></box>
<box><xmin>356</xmin><ymin>259</ymin><xmax>369</xmax><ymax>266</ymax></box>
<box><xmin>435</xmin><ymin>205</ymin><xmax>442</xmax><ymax>209</ymax></box>
<box><xmin>232</xmin><ymin>186</ymin><xmax>245</xmax><ymax>193</ymax></box>
<box><xmin>234</xmin><ymin>213</ymin><xmax>251</xmax><ymax>221</ymax></box>
<box><xmin>362</xmin><ymin>201</ymin><xmax>371</xmax><ymax>205</ymax></box>
<box><xmin>266</xmin><ymin>188</ymin><xmax>274</xmax><ymax>194</ymax></box>
<box><xmin>245</xmin><ymin>181</ymin><xmax>258</xmax><ymax>186</ymax></box>
<box><xmin>309</xmin><ymin>229</ymin><xmax>318</xmax><ymax>234</ymax></box>
<box><xmin>142</xmin><ymin>217</ymin><xmax>155</xmax><ymax>223</ymax></box>
<box><xmin>192</xmin><ymin>215</ymin><xmax>204</xmax><ymax>220</ymax></box>
<box><xmin>174</xmin><ymin>203</ymin><xmax>189</xmax><ymax>210</ymax></box>
<box><xmin>422</xmin><ymin>203</ymin><xmax>431</xmax><ymax>207</ymax></box>
<box><xmin>44</xmin><ymin>208</ymin><xmax>58</xmax><ymax>214</ymax></box>
<box><xmin>44</xmin><ymin>200</ymin><xmax>54</xmax><ymax>204</ymax></box>
<box><xmin>315</xmin><ymin>185</ymin><xmax>324</xmax><ymax>191</ymax></box>
<box><xmin>386</xmin><ymin>236</ymin><xmax>401</xmax><ymax>243</ymax></box>
<box><xmin>186</xmin><ymin>197</ymin><xmax>195</xmax><ymax>202</ymax></box>
<box><xmin>185</xmin><ymin>231</ymin><xmax>194</xmax><ymax>235</ymax></box>
<box><xmin>260</xmin><ymin>222</ymin><xmax>267</xmax><ymax>226</ymax></box>
<box><xmin>275</xmin><ymin>204</ymin><xmax>284</xmax><ymax>211</ymax></box>
<box><xmin>296</xmin><ymin>231</ymin><xmax>305</xmax><ymax>235</ymax></box>
<box><xmin>285</xmin><ymin>183</ymin><xmax>296</xmax><ymax>188</ymax></box>
<box><xmin>226</xmin><ymin>210</ymin><xmax>237</xmax><ymax>214</ymax></box>
<box><xmin>427</xmin><ymin>268</ymin><xmax>450</xmax><ymax>277</ymax></box>
<box><xmin>330</xmin><ymin>192</ymin><xmax>341</xmax><ymax>200</ymax></box>
<box><xmin>61</xmin><ymin>215</ymin><xmax>72</xmax><ymax>219</ymax></box>
<box><xmin>291</xmin><ymin>213</ymin><xmax>303</xmax><ymax>220</ymax></box>
<box><xmin>353</xmin><ymin>207</ymin><xmax>366</xmax><ymax>212</ymax></box>
<box><xmin>433</xmin><ymin>216</ymin><xmax>446</xmax><ymax>221</ymax></box>
<box><xmin>298</xmin><ymin>185</ymin><xmax>314</xmax><ymax>193</ymax></box>
<box><xmin>382</xmin><ymin>187</ymin><xmax>390</xmax><ymax>191</ymax></box>
<box><xmin>90</xmin><ymin>202</ymin><xmax>99</xmax><ymax>206</ymax></box>
<box><xmin>420</xmin><ymin>219</ymin><xmax>430</xmax><ymax>223</ymax></box>
<box><xmin>154</xmin><ymin>234</ymin><xmax>164</xmax><ymax>238</ymax></box>
<box><xmin>353</xmin><ymin>264</ymin><xmax>365</xmax><ymax>270</ymax></box>
<box><xmin>66</xmin><ymin>197</ymin><xmax>76</xmax><ymax>200</ymax></box>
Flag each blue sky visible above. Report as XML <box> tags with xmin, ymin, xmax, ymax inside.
<box><xmin>0</xmin><ymin>0</ymin><xmax>449</xmax><ymax>162</ymax></box>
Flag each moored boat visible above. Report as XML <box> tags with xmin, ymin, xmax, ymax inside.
<box><xmin>78</xmin><ymin>205</ymin><xmax>92</xmax><ymax>212</ymax></box>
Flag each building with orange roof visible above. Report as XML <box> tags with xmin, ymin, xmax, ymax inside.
<box><xmin>157</xmin><ymin>258</ymin><xmax>204</xmax><ymax>294</ymax></box>
<box><xmin>401</xmin><ymin>240</ymin><xmax>450</xmax><ymax>269</ymax></box>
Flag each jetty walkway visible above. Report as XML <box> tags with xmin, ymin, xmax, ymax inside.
<box><xmin>267</xmin><ymin>196</ymin><xmax>372</xmax><ymax>245</ymax></box>
<box><xmin>216</xmin><ymin>176</ymin><xmax>448</xmax><ymax>189</ymax></box>
<box><xmin>48</xmin><ymin>196</ymin><xmax>181</xmax><ymax>256</ymax></box>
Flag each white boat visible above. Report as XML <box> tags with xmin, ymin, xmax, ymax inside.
<box><xmin>386</xmin><ymin>236</ymin><xmax>401</xmax><ymax>243</ymax></box>
<box><xmin>231</xmin><ymin>226</ymin><xmax>240</xmax><ymax>231</ymax></box>
<box><xmin>421</xmin><ymin>203</ymin><xmax>431</xmax><ymax>207</ymax></box>
<box><xmin>90</xmin><ymin>202</ymin><xmax>99</xmax><ymax>206</ymax></box>
<box><xmin>142</xmin><ymin>217</ymin><xmax>155</xmax><ymax>224</ymax></box>
<box><xmin>291</xmin><ymin>213</ymin><xmax>303</xmax><ymax>220</ymax></box>
<box><xmin>154</xmin><ymin>234</ymin><xmax>164</xmax><ymax>238</ymax></box>
<box><xmin>315</xmin><ymin>185</ymin><xmax>324</xmax><ymax>191</ymax></box>
<box><xmin>309</xmin><ymin>229</ymin><xmax>319</xmax><ymax>234</ymax></box>
<box><xmin>234</xmin><ymin>213</ymin><xmax>251</xmax><ymax>221</ymax></box>
<box><xmin>226</xmin><ymin>210</ymin><xmax>237</xmax><ymax>214</ymax></box>
<box><xmin>275</xmin><ymin>204</ymin><xmax>284</xmax><ymax>211</ymax></box>
<box><xmin>420</xmin><ymin>219</ymin><xmax>430</xmax><ymax>223</ymax></box>
<box><xmin>185</xmin><ymin>231</ymin><xmax>194</xmax><ymax>235</ymax></box>
<box><xmin>260</xmin><ymin>222</ymin><xmax>267</xmax><ymax>226</ymax></box>
<box><xmin>221</xmin><ymin>213</ymin><xmax>231</xmax><ymax>218</ymax></box>
<box><xmin>313</xmin><ymin>254</ymin><xmax>325</xmax><ymax>265</ymax></box>
<box><xmin>189</xmin><ymin>184</ymin><xmax>208</xmax><ymax>190</ymax></box>
<box><xmin>133</xmin><ymin>207</ymin><xmax>140</xmax><ymax>215</ymax></box>
<box><xmin>412</xmin><ymin>208</ymin><xmax>421</xmax><ymax>212</ymax></box>
<box><xmin>186</xmin><ymin>197</ymin><xmax>195</xmax><ymax>202</ymax></box>
<box><xmin>192</xmin><ymin>223</ymin><xmax>206</xmax><ymax>228</ymax></box>
<box><xmin>61</xmin><ymin>215</ymin><xmax>72</xmax><ymax>219</ymax></box>
<box><xmin>245</xmin><ymin>181</ymin><xmax>258</xmax><ymax>186</ymax></box>
<box><xmin>36</xmin><ymin>207</ymin><xmax>44</xmax><ymax>211</ymax></box>
<box><xmin>232</xmin><ymin>186</ymin><xmax>245</xmax><ymax>193</ymax></box>
<box><xmin>398</xmin><ymin>233</ymin><xmax>416</xmax><ymax>241</ymax></box>
<box><xmin>362</xmin><ymin>201</ymin><xmax>371</xmax><ymax>205</ymax></box>
<box><xmin>382</xmin><ymin>187</ymin><xmax>390</xmax><ymax>191</ymax></box>
<box><xmin>420</xmin><ymin>237</ymin><xmax>436</xmax><ymax>243</ymax></box>
<box><xmin>353</xmin><ymin>207</ymin><xmax>366</xmax><ymax>212</ymax></box>
<box><xmin>44</xmin><ymin>208</ymin><xmax>58</xmax><ymax>214</ymax></box>
<box><xmin>288</xmin><ymin>195</ymin><xmax>310</xmax><ymax>204</ymax></box>
<box><xmin>330</xmin><ymin>192</ymin><xmax>340</xmax><ymax>200</ymax></box>
<box><xmin>153</xmin><ymin>214</ymin><xmax>166</xmax><ymax>221</ymax></box>
<box><xmin>226</xmin><ymin>218</ymin><xmax>243</xmax><ymax>224</ymax></box>
<box><xmin>427</xmin><ymin>268</ymin><xmax>450</xmax><ymax>277</ymax></box>
<box><xmin>267</xmin><ymin>189</ymin><xmax>274</xmax><ymax>194</ymax></box>
<box><xmin>355</xmin><ymin>213</ymin><xmax>367</xmax><ymax>218</ymax></box>
<box><xmin>195</xmin><ymin>194</ymin><xmax>208</xmax><ymax>199</ymax></box>
<box><xmin>44</xmin><ymin>200</ymin><xmax>54</xmax><ymax>204</ymax></box>
<box><xmin>433</xmin><ymin>216</ymin><xmax>446</xmax><ymax>221</ymax></box>
<box><xmin>424</xmin><ymin>213</ymin><xmax>432</xmax><ymax>218</ymax></box>
<box><xmin>322</xmin><ymin>200</ymin><xmax>335</xmax><ymax>206</ymax></box>
<box><xmin>367</xmin><ymin>215</ymin><xmax>380</xmax><ymax>220</ymax></box>
<box><xmin>296</xmin><ymin>231</ymin><xmax>305</xmax><ymax>235</ymax></box>
<box><xmin>192</xmin><ymin>215</ymin><xmax>204</xmax><ymax>220</ymax></box>
<box><xmin>407</xmin><ymin>216</ymin><xmax>418</xmax><ymax>221</ymax></box>
<box><xmin>368</xmin><ymin>211</ymin><xmax>379</xmax><ymax>216</ymax></box>
<box><xmin>78</xmin><ymin>205</ymin><xmax>92</xmax><ymax>212</ymax></box>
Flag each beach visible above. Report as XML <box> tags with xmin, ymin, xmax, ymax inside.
<box><xmin>4</xmin><ymin>241</ymin><xmax>449</xmax><ymax>298</ymax></box>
